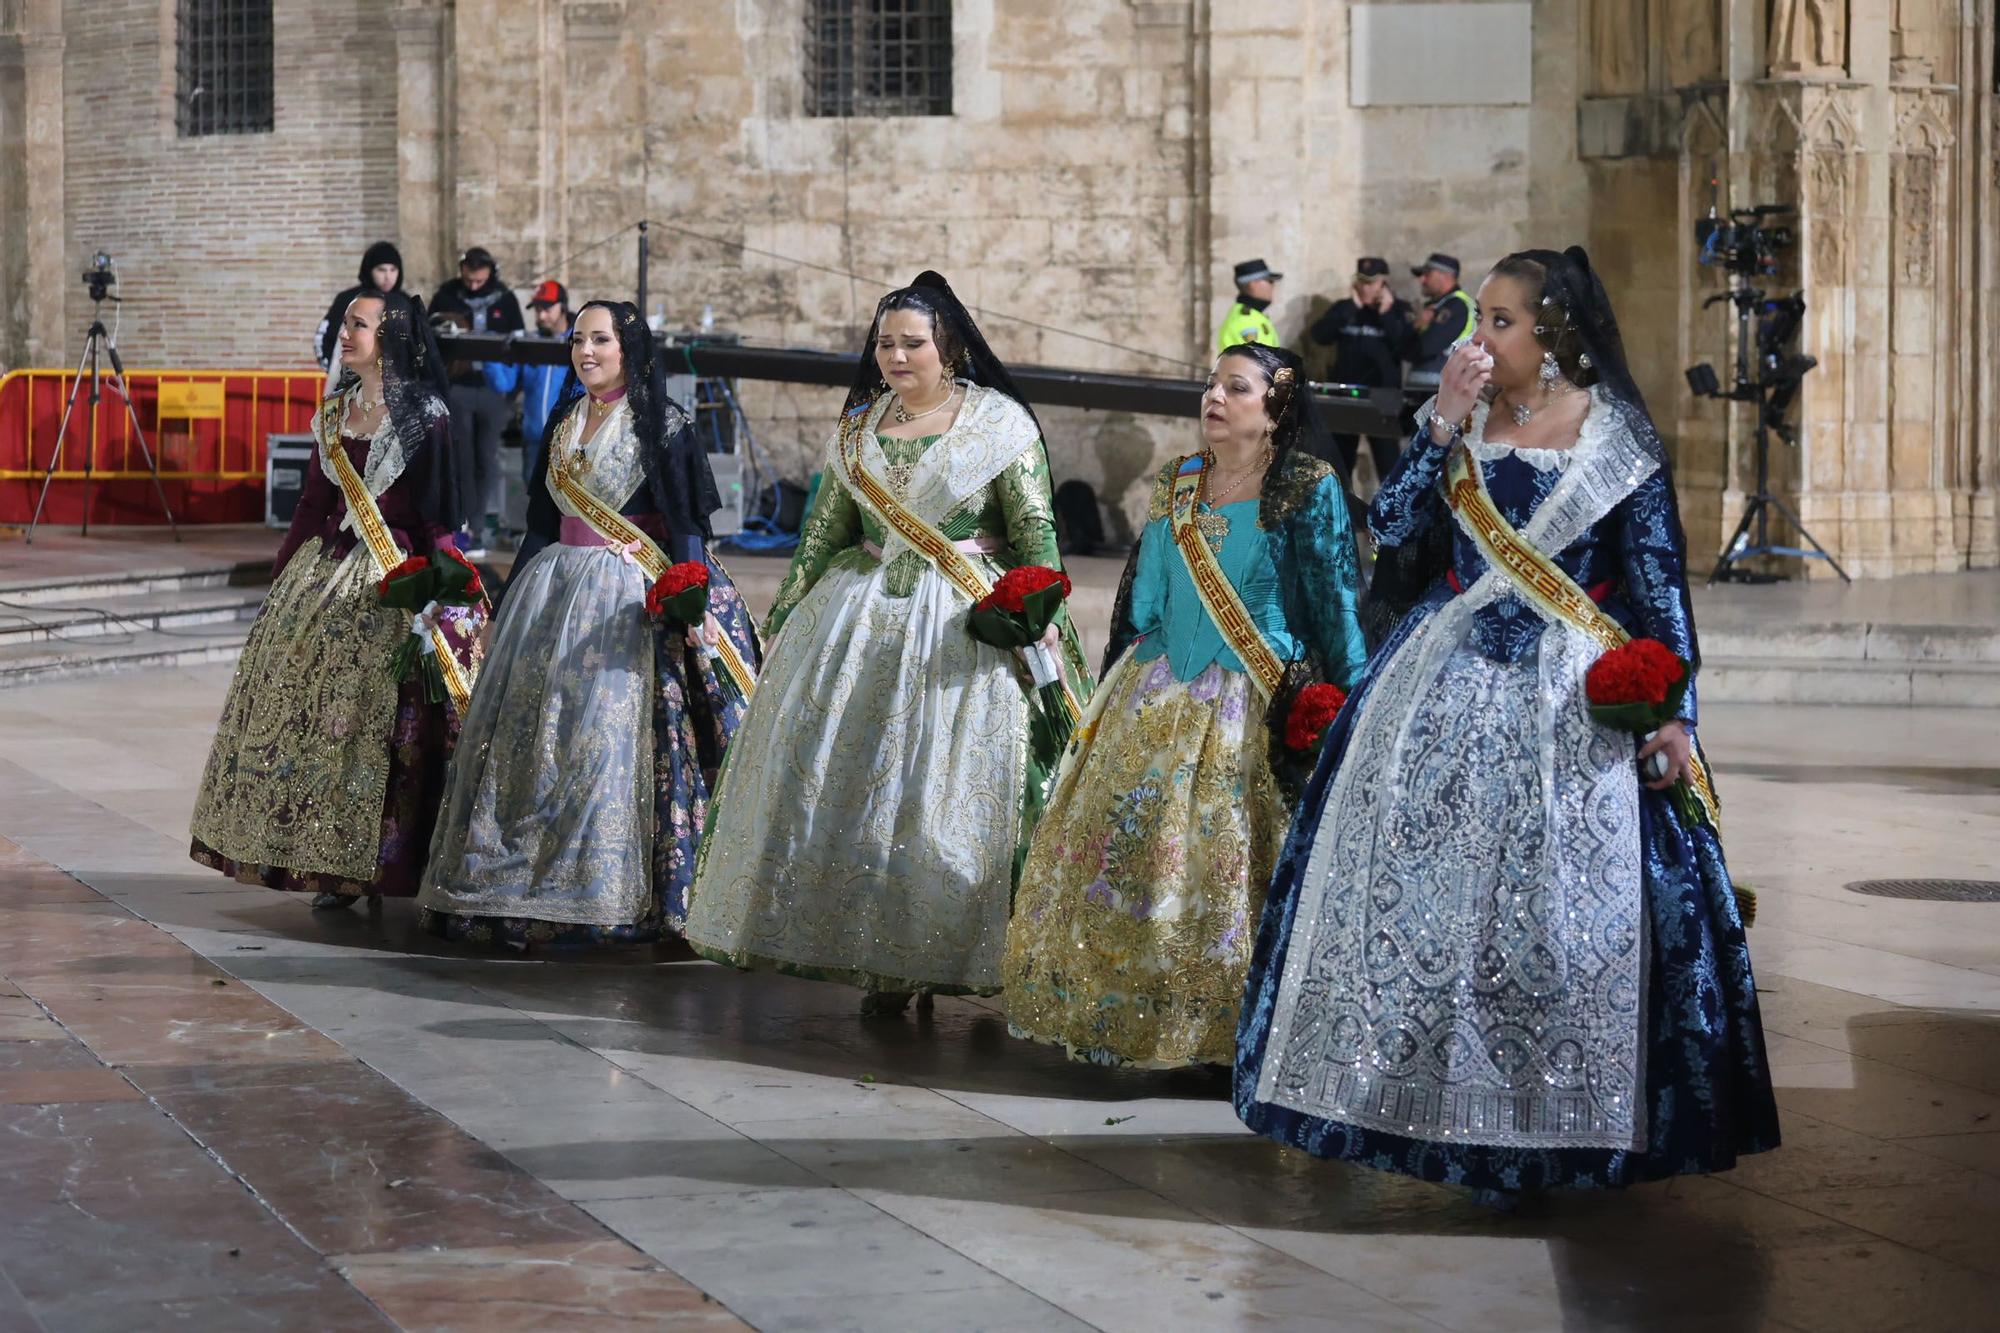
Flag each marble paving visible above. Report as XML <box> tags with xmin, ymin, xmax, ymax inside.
<box><xmin>1</xmin><ymin>665</ymin><xmax>1998</xmax><ymax>1332</ymax></box>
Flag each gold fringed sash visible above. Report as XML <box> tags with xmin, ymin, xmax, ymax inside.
<box><xmin>318</xmin><ymin>396</ymin><xmax>475</xmax><ymax>716</ymax></box>
<box><xmin>1167</xmin><ymin>457</ymin><xmax>1286</xmax><ymax>697</ymax></box>
<box><xmin>548</xmin><ymin>415</ymin><xmax>757</xmax><ymax>699</ymax></box>
<box><xmin>1444</xmin><ymin>442</ymin><xmax>1721</xmax><ymax>829</ymax></box>
<box><xmin>836</xmin><ymin>408</ymin><xmax>1082</xmax><ymax>723</ymax></box>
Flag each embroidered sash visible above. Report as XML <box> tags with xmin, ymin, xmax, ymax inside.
<box><xmin>547</xmin><ymin>411</ymin><xmax>757</xmax><ymax>699</ymax></box>
<box><xmin>836</xmin><ymin>408</ymin><xmax>1082</xmax><ymax>723</ymax></box>
<box><xmin>1445</xmin><ymin>442</ymin><xmax>1722</xmax><ymax>828</ymax></box>
<box><xmin>1166</xmin><ymin>457</ymin><xmax>1286</xmax><ymax>696</ymax></box>
<box><xmin>317</xmin><ymin>395</ymin><xmax>475</xmax><ymax>716</ymax></box>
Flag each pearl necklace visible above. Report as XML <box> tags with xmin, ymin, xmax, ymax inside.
<box><xmin>892</xmin><ymin>382</ymin><xmax>959</xmax><ymax>425</ymax></box>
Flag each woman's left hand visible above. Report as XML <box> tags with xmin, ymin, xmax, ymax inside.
<box><xmin>1638</xmin><ymin>720</ymin><xmax>1693</xmax><ymax>789</ymax></box>
<box><xmin>1016</xmin><ymin>621</ymin><xmax>1061</xmax><ymax>661</ymax></box>
<box><xmin>687</xmin><ymin>611</ymin><xmax>723</xmax><ymax>650</ymax></box>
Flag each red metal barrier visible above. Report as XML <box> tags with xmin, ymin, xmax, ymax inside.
<box><xmin>0</xmin><ymin>368</ymin><xmax>325</xmax><ymax>526</ymax></box>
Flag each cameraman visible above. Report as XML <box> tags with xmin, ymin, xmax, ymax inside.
<box><xmin>1307</xmin><ymin>256</ymin><xmax>1411</xmax><ymax>488</ymax></box>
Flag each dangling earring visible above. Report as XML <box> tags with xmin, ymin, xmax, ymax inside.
<box><xmin>1539</xmin><ymin>350</ymin><xmax>1561</xmax><ymax>391</ymax></box>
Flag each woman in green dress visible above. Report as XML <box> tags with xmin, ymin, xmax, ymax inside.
<box><xmin>685</xmin><ymin>272</ymin><xmax>1091</xmax><ymax>1013</ymax></box>
<box><xmin>1002</xmin><ymin>343</ymin><xmax>1368</xmax><ymax>1067</ymax></box>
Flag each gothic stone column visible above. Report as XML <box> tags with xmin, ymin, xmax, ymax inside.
<box><xmin>393</xmin><ymin>0</ymin><xmax>451</xmax><ymax>295</ymax></box>
<box><xmin>0</xmin><ymin>0</ymin><xmax>67</xmax><ymax>369</ymax></box>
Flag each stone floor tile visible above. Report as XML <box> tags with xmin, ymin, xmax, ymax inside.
<box><xmin>1894</xmin><ymin>1129</ymin><xmax>2000</xmax><ymax>1177</ymax></box>
<box><xmin>1774</xmin><ymin>1056</ymin><xmax>2000</xmax><ymax>1140</ymax></box>
<box><xmin>1746</xmin><ymin>1238</ymin><xmax>2000</xmax><ymax>1332</ymax></box>
<box><xmin>1778</xmin><ymin>1177</ymin><xmax>2000</xmax><ymax>1278</ymax></box>
<box><xmin>583</xmin><ymin>1187</ymin><xmax>1018</xmax><ymax>1314</ymax></box>
<box><xmin>860</xmin><ymin>1186</ymin><xmax>1432</xmax><ymax>1330</ymax></box>
<box><xmin>136</xmin><ymin>1059</ymin><xmax>614</xmax><ymax>1257</ymax></box>
<box><xmin>332</xmin><ymin>1240</ymin><xmax>745</xmax><ymax>1332</ymax></box>
<box><xmin>730</xmin><ymin>1284</ymin><xmax>1091</xmax><ymax>1333</ymax></box>
<box><xmin>0</xmin><ymin>1014</ymin><xmax>63</xmax><ymax>1041</ymax></box>
<box><xmin>736</xmin><ymin>1114</ymin><xmax>1133</xmax><ymax>1201</ymax></box>
<box><xmin>0</xmin><ymin>1068</ymin><xmax>141</xmax><ymax>1104</ymax></box>
<box><xmin>1721</xmin><ymin>1110</ymin><xmax>1973</xmax><ymax>1197</ymax></box>
<box><xmin>0</xmin><ymin>1037</ymin><xmax>100</xmax><ymax>1073</ymax></box>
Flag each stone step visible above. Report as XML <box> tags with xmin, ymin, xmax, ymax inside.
<box><xmin>1700</xmin><ymin>655</ymin><xmax>2000</xmax><ymax>708</ymax></box>
<box><xmin>0</xmin><ymin>552</ymin><xmax>272</xmax><ymax>687</ymax></box>
<box><xmin>0</xmin><ymin>560</ymin><xmax>272</xmax><ymax>608</ymax></box>
<box><xmin>1700</xmin><ymin>621</ymin><xmax>2000</xmax><ymax>666</ymax></box>
<box><xmin>0</xmin><ymin>623</ymin><xmax>250</xmax><ymax>688</ymax></box>
<box><xmin>0</xmin><ymin>584</ymin><xmax>266</xmax><ymax>647</ymax></box>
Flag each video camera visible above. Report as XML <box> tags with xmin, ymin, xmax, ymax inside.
<box><xmin>81</xmin><ymin>251</ymin><xmax>116</xmax><ymax>303</ymax></box>
<box><xmin>1695</xmin><ymin>204</ymin><xmax>1796</xmax><ymax>278</ymax></box>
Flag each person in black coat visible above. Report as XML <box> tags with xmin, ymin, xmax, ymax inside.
<box><xmin>313</xmin><ymin>240</ymin><xmax>405</xmax><ymax>378</ymax></box>
<box><xmin>430</xmin><ymin>246</ymin><xmax>527</xmax><ymax>556</ymax></box>
<box><xmin>1307</xmin><ymin>257</ymin><xmax>1412</xmax><ymax>489</ymax></box>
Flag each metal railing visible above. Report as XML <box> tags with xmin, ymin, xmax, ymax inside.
<box><xmin>0</xmin><ymin>368</ymin><xmax>325</xmax><ymax>525</ymax></box>
<box><xmin>440</xmin><ymin>332</ymin><xmax>1408</xmax><ymax>437</ymax></box>
<box><xmin>0</xmin><ymin>368</ymin><xmax>325</xmax><ymax>482</ymax></box>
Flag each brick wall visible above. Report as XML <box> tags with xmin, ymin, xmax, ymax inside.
<box><xmin>55</xmin><ymin>0</ymin><xmax>397</xmax><ymax>371</ymax></box>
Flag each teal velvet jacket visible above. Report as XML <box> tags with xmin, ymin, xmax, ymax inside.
<box><xmin>1106</xmin><ymin>452</ymin><xmax>1367</xmax><ymax>691</ymax></box>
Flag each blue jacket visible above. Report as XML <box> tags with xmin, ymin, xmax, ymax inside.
<box><xmin>484</xmin><ymin>340</ymin><xmax>576</xmax><ymax>448</ymax></box>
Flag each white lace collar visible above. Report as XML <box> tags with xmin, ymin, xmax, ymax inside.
<box><xmin>1464</xmin><ymin>390</ymin><xmax>1611</xmax><ymax>473</ymax></box>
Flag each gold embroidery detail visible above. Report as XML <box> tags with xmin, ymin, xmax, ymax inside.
<box><xmin>1445</xmin><ymin>443</ymin><xmax>1722</xmax><ymax>830</ymax></box>
<box><xmin>319</xmin><ymin>398</ymin><xmax>475</xmax><ymax>715</ymax></box>
<box><xmin>1168</xmin><ymin>462</ymin><xmax>1286</xmax><ymax>697</ymax></box>
<box><xmin>1003</xmin><ymin>657</ymin><xmax>1285</xmax><ymax>1066</ymax></box>
<box><xmin>839</xmin><ymin>416</ymin><xmax>1082</xmax><ymax>724</ymax></box>
<box><xmin>549</xmin><ymin>417</ymin><xmax>758</xmax><ymax>700</ymax></box>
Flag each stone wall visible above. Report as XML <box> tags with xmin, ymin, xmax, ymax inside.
<box><xmin>0</xmin><ymin>0</ymin><xmax>398</xmax><ymax>374</ymax></box>
<box><xmin>414</xmin><ymin>0</ymin><xmax>1582</xmax><ymax>532</ymax></box>
<box><xmin>1578</xmin><ymin>0</ymin><xmax>1997</xmax><ymax>576</ymax></box>
<box><xmin>5</xmin><ymin>0</ymin><xmax>1991</xmax><ymax>575</ymax></box>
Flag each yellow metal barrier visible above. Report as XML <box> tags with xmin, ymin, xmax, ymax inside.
<box><xmin>0</xmin><ymin>367</ymin><xmax>326</xmax><ymax>483</ymax></box>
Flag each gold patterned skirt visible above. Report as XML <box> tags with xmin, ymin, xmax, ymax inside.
<box><xmin>190</xmin><ymin>537</ymin><xmax>414</xmax><ymax>887</ymax></box>
<box><xmin>1001</xmin><ymin>652</ymin><xmax>1285</xmax><ymax>1067</ymax></box>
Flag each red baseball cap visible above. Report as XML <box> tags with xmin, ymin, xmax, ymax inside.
<box><xmin>528</xmin><ymin>280</ymin><xmax>567</xmax><ymax>310</ymax></box>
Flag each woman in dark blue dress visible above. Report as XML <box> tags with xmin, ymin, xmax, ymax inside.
<box><xmin>1235</xmin><ymin>247</ymin><xmax>1779</xmax><ymax>1203</ymax></box>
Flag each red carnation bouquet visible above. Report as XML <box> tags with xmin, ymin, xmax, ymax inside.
<box><xmin>1583</xmin><ymin>637</ymin><xmax>1706</xmax><ymax>828</ymax></box>
<box><xmin>969</xmin><ymin>565</ymin><xmax>1073</xmax><ymax>741</ymax></box>
<box><xmin>970</xmin><ymin>566</ymin><xmax>1072</xmax><ymax>683</ymax></box>
<box><xmin>645</xmin><ymin>561</ymin><xmax>710</xmax><ymax>626</ymax></box>
<box><xmin>377</xmin><ymin>547</ymin><xmax>484</xmax><ymax>702</ymax></box>
<box><xmin>1283</xmin><ymin>683</ymin><xmax>1348</xmax><ymax>752</ymax></box>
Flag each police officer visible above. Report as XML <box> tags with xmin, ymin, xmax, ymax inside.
<box><xmin>1216</xmin><ymin>258</ymin><xmax>1281</xmax><ymax>352</ymax></box>
<box><xmin>1307</xmin><ymin>256</ymin><xmax>1412</xmax><ymax>487</ymax></box>
<box><xmin>1402</xmin><ymin>252</ymin><xmax>1476</xmax><ymax>397</ymax></box>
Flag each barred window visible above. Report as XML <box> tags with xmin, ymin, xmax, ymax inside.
<box><xmin>804</xmin><ymin>0</ymin><xmax>953</xmax><ymax>118</ymax></box>
<box><xmin>176</xmin><ymin>0</ymin><xmax>275</xmax><ymax>137</ymax></box>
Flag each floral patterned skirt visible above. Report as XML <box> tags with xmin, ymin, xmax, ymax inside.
<box><xmin>1001</xmin><ymin>653</ymin><xmax>1285</xmax><ymax>1068</ymax></box>
<box><xmin>418</xmin><ymin>548</ymin><xmax>755</xmax><ymax>949</ymax></box>
<box><xmin>189</xmin><ymin>538</ymin><xmax>467</xmax><ymax>897</ymax></box>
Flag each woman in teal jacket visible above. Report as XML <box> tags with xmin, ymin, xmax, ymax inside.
<box><xmin>1001</xmin><ymin>343</ymin><xmax>1367</xmax><ymax>1068</ymax></box>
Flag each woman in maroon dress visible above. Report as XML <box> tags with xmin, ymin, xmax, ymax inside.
<box><xmin>191</xmin><ymin>289</ymin><xmax>479</xmax><ymax>908</ymax></box>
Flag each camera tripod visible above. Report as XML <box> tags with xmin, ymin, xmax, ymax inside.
<box><xmin>1694</xmin><ymin>284</ymin><xmax>1848</xmax><ymax>585</ymax></box>
<box><xmin>25</xmin><ymin>307</ymin><xmax>179</xmax><ymax>544</ymax></box>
